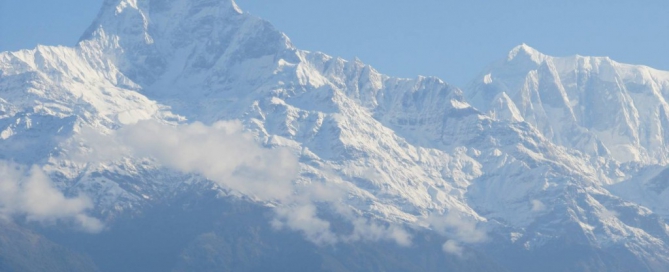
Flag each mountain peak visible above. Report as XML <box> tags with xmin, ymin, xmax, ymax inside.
<box><xmin>6</xmin><ymin>1</ymin><xmax>669</xmax><ymax>270</ymax></box>
<box><xmin>77</xmin><ymin>0</ymin><xmax>284</xmax><ymax>85</ymax></box>
<box><xmin>80</xmin><ymin>0</ymin><xmax>243</xmax><ymax>43</ymax></box>
<box><xmin>507</xmin><ymin>43</ymin><xmax>547</xmax><ymax>64</ymax></box>
<box><xmin>101</xmin><ymin>0</ymin><xmax>242</xmax><ymax>13</ymax></box>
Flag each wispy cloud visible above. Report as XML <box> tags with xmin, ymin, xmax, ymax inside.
<box><xmin>531</xmin><ymin>199</ymin><xmax>546</xmax><ymax>212</ymax></box>
<box><xmin>271</xmin><ymin>183</ymin><xmax>412</xmax><ymax>246</ymax></box>
<box><xmin>0</xmin><ymin>162</ymin><xmax>103</xmax><ymax>232</ymax></box>
<box><xmin>75</xmin><ymin>120</ymin><xmax>411</xmax><ymax>246</ymax></box>
<box><xmin>76</xmin><ymin>120</ymin><xmax>298</xmax><ymax>201</ymax></box>
<box><xmin>427</xmin><ymin>212</ymin><xmax>487</xmax><ymax>256</ymax></box>
<box><xmin>442</xmin><ymin>240</ymin><xmax>464</xmax><ymax>256</ymax></box>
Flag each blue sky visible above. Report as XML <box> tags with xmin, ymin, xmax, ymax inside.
<box><xmin>1</xmin><ymin>0</ymin><xmax>667</xmax><ymax>86</ymax></box>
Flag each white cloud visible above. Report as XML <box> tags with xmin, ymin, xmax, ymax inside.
<box><xmin>428</xmin><ymin>211</ymin><xmax>487</xmax><ymax>256</ymax></box>
<box><xmin>77</xmin><ymin>120</ymin><xmax>298</xmax><ymax>201</ymax></box>
<box><xmin>75</xmin><ymin>120</ymin><xmax>412</xmax><ymax>246</ymax></box>
<box><xmin>346</xmin><ymin>218</ymin><xmax>412</xmax><ymax>246</ymax></box>
<box><xmin>271</xmin><ymin>176</ymin><xmax>412</xmax><ymax>246</ymax></box>
<box><xmin>442</xmin><ymin>240</ymin><xmax>463</xmax><ymax>257</ymax></box>
<box><xmin>272</xmin><ymin>203</ymin><xmax>339</xmax><ymax>245</ymax></box>
<box><xmin>429</xmin><ymin>212</ymin><xmax>487</xmax><ymax>243</ymax></box>
<box><xmin>531</xmin><ymin>199</ymin><xmax>546</xmax><ymax>212</ymax></box>
<box><xmin>0</xmin><ymin>162</ymin><xmax>103</xmax><ymax>232</ymax></box>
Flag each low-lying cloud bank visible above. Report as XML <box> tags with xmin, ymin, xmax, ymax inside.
<box><xmin>75</xmin><ymin>120</ymin><xmax>414</xmax><ymax>246</ymax></box>
<box><xmin>0</xmin><ymin>162</ymin><xmax>103</xmax><ymax>232</ymax></box>
<box><xmin>78</xmin><ymin>120</ymin><xmax>297</xmax><ymax>201</ymax></box>
<box><xmin>0</xmin><ymin>118</ymin><xmax>487</xmax><ymax>250</ymax></box>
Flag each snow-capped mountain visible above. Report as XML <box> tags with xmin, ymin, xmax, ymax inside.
<box><xmin>467</xmin><ymin>44</ymin><xmax>669</xmax><ymax>165</ymax></box>
<box><xmin>1</xmin><ymin>0</ymin><xmax>669</xmax><ymax>271</ymax></box>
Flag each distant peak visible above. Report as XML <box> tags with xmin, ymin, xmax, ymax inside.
<box><xmin>511</xmin><ymin>43</ymin><xmax>536</xmax><ymax>53</ymax></box>
<box><xmin>101</xmin><ymin>0</ymin><xmax>242</xmax><ymax>13</ymax></box>
<box><xmin>81</xmin><ymin>0</ymin><xmax>243</xmax><ymax>42</ymax></box>
<box><xmin>507</xmin><ymin>43</ymin><xmax>547</xmax><ymax>64</ymax></box>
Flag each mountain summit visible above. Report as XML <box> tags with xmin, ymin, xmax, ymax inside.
<box><xmin>469</xmin><ymin>44</ymin><xmax>669</xmax><ymax>164</ymax></box>
<box><xmin>1</xmin><ymin>1</ymin><xmax>669</xmax><ymax>271</ymax></box>
<box><xmin>507</xmin><ymin>43</ymin><xmax>547</xmax><ymax>63</ymax></box>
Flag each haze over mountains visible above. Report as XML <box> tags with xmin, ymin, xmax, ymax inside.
<box><xmin>1</xmin><ymin>0</ymin><xmax>669</xmax><ymax>271</ymax></box>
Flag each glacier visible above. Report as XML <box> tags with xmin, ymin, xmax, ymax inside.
<box><xmin>1</xmin><ymin>0</ymin><xmax>669</xmax><ymax>271</ymax></box>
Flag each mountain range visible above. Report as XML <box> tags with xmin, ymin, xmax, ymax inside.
<box><xmin>1</xmin><ymin>0</ymin><xmax>669</xmax><ymax>271</ymax></box>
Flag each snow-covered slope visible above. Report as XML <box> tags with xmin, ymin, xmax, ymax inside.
<box><xmin>1</xmin><ymin>0</ymin><xmax>669</xmax><ymax>270</ymax></box>
<box><xmin>467</xmin><ymin>44</ymin><xmax>669</xmax><ymax>165</ymax></box>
